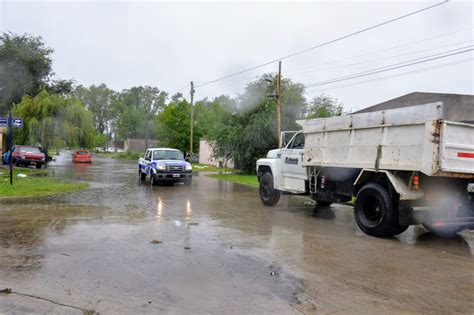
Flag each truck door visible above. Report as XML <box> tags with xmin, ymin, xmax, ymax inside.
<box><xmin>280</xmin><ymin>132</ymin><xmax>307</xmax><ymax>193</ymax></box>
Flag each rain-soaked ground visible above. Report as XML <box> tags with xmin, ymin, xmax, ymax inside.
<box><xmin>0</xmin><ymin>153</ymin><xmax>473</xmax><ymax>314</ymax></box>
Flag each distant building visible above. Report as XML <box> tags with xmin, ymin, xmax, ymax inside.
<box><xmin>199</xmin><ymin>138</ymin><xmax>234</xmax><ymax>168</ymax></box>
<box><xmin>354</xmin><ymin>92</ymin><xmax>474</xmax><ymax>123</ymax></box>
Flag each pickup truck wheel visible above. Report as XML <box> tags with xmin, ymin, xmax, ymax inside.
<box><xmin>36</xmin><ymin>163</ymin><xmax>42</xmax><ymax>169</ymax></box>
<box><xmin>354</xmin><ymin>183</ymin><xmax>403</xmax><ymax>237</ymax></box>
<box><xmin>139</xmin><ymin>169</ymin><xmax>146</xmax><ymax>180</ymax></box>
<box><xmin>150</xmin><ymin>173</ymin><xmax>157</xmax><ymax>186</ymax></box>
<box><xmin>259</xmin><ymin>172</ymin><xmax>281</xmax><ymax>206</ymax></box>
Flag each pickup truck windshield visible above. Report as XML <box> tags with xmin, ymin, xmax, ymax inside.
<box><xmin>152</xmin><ymin>150</ymin><xmax>184</xmax><ymax>160</ymax></box>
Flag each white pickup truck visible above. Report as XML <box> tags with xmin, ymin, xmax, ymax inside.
<box><xmin>256</xmin><ymin>102</ymin><xmax>474</xmax><ymax>237</ymax></box>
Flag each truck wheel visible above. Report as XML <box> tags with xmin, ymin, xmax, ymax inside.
<box><xmin>315</xmin><ymin>200</ymin><xmax>333</xmax><ymax>207</ymax></box>
<box><xmin>36</xmin><ymin>163</ymin><xmax>42</xmax><ymax>169</ymax></box>
<box><xmin>354</xmin><ymin>183</ymin><xmax>405</xmax><ymax>237</ymax></box>
<box><xmin>139</xmin><ymin>169</ymin><xmax>146</xmax><ymax>180</ymax></box>
<box><xmin>259</xmin><ymin>172</ymin><xmax>281</xmax><ymax>206</ymax></box>
<box><xmin>150</xmin><ymin>173</ymin><xmax>157</xmax><ymax>186</ymax></box>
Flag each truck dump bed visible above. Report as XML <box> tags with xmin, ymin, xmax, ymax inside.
<box><xmin>298</xmin><ymin>102</ymin><xmax>474</xmax><ymax>177</ymax></box>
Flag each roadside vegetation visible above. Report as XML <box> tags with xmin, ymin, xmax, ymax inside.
<box><xmin>0</xmin><ymin>168</ymin><xmax>88</xmax><ymax>198</ymax></box>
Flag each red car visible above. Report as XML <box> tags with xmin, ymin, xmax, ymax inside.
<box><xmin>11</xmin><ymin>145</ymin><xmax>46</xmax><ymax>169</ymax></box>
<box><xmin>73</xmin><ymin>150</ymin><xmax>92</xmax><ymax>163</ymax></box>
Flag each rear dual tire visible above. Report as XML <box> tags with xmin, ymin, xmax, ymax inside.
<box><xmin>354</xmin><ymin>183</ymin><xmax>408</xmax><ymax>237</ymax></box>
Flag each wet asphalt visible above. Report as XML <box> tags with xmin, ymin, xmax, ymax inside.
<box><xmin>0</xmin><ymin>154</ymin><xmax>473</xmax><ymax>314</ymax></box>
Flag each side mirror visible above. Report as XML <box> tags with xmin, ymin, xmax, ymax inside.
<box><xmin>145</xmin><ymin>157</ymin><xmax>151</xmax><ymax>161</ymax></box>
<box><xmin>185</xmin><ymin>156</ymin><xmax>189</xmax><ymax>162</ymax></box>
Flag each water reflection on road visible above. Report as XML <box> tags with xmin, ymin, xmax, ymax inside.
<box><xmin>0</xmin><ymin>153</ymin><xmax>472</xmax><ymax>314</ymax></box>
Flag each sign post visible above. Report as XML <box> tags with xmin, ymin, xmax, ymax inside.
<box><xmin>9</xmin><ymin>111</ymin><xmax>13</xmax><ymax>185</ymax></box>
<box><xmin>0</xmin><ymin>114</ymin><xmax>23</xmax><ymax>185</ymax></box>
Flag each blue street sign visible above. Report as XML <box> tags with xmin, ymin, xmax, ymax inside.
<box><xmin>0</xmin><ymin>117</ymin><xmax>23</xmax><ymax>128</ymax></box>
<box><xmin>12</xmin><ymin>118</ymin><xmax>23</xmax><ymax>128</ymax></box>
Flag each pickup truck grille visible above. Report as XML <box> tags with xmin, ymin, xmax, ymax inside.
<box><xmin>168</xmin><ymin>165</ymin><xmax>185</xmax><ymax>172</ymax></box>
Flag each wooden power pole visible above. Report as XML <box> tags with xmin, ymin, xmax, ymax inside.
<box><xmin>189</xmin><ymin>81</ymin><xmax>195</xmax><ymax>157</ymax></box>
<box><xmin>276</xmin><ymin>61</ymin><xmax>282</xmax><ymax>147</ymax></box>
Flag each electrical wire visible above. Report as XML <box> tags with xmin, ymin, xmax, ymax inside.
<box><xmin>304</xmin><ymin>48</ymin><xmax>473</xmax><ymax>88</ymax></box>
<box><xmin>286</xmin><ymin>40</ymin><xmax>473</xmax><ymax>76</ymax></box>
<box><xmin>195</xmin><ymin>0</ymin><xmax>449</xmax><ymax>88</ymax></box>
<box><xmin>284</xmin><ymin>26</ymin><xmax>473</xmax><ymax>73</ymax></box>
<box><xmin>212</xmin><ymin>37</ymin><xmax>473</xmax><ymax>84</ymax></box>
<box><xmin>171</xmin><ymin>82</ymin><xmax>190</xmax><ymax>97</ymax></box>
<box><xmin>305</xmin><ymin>58</ymin><xmax>473</xmax><ymax>94</ymax></box>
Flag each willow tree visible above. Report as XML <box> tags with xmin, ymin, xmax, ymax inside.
<box><xmin>13</xmin><ymin>90</ymin><xmax>95</xmax><ymax>149</ymax></box>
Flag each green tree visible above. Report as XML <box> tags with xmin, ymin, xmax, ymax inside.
<box><xmin>0</xmin><ymin>32</ymin><xmax>54</xmax><ymax>113</ymax></box>
<box><xmin>93</xmin><ymin>133</ymin><xmax>109</xmax><ymax>151</ymax></box>
<box><xmin>213</xmin><ymin>74</ymin><xmax>306</xmax><ymax>173</ymax></box>
<box><xmin>118</xmin><ymin>86</ymin><xmax>167</xmax><ymax>145</ymax></box>
<box><xmin>75</xmin><ymin>84</ymin><xmax>116</xmax><ymax>134</ymax></box>
<box><xmin>13</xmin><ymin>90</ymin><xmax>95</xmax><ymax>149</ymax></box>
<box><xmin>305</xmin><ymin>94</ymin><xmax>344</xmax><ymax>119</ymax></box>
<box><xmin>155</xmin><ymin>99</ymin><xmax>201</xmax><ymax>154</ymax></box>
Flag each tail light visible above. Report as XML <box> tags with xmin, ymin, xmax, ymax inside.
<box><xmin>321</xmin><ymin>175</ymin><xmax>326</xmax><ymax>189</ymax></box>
<box><xmin>412</xmin><ymin>174</ymin><xmax>419</xmax><ymax>190</ymax></box>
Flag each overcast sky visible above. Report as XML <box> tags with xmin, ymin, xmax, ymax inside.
<box><xmin>1</xmin><ymin>0</ymin><xmax>473</xmax><ymax>111</ymax></box>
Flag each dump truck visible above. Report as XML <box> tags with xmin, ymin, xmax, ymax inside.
<box><xmin>256</xmin><ymin>102</ymin><xmax>474</xmax><ymax>237</ymax></box>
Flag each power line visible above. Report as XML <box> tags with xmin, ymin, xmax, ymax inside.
<box><xmin>305</xmin><ymin>48</ymin><xmax>473</xmax><ymax>88</ymax></box>
<box><xmin>305</xmin><ymin>45</ymin><xmax>473</xmax><ymax>86</ymax></box>
<box><xmin>284</xmin><ymin>26</ymin><xmax>473</xmax><ymax>73</ymax></box>
<box><xmin>171</xmin><ymin>82</ymin><xmax>190</xmax><ymax>97</ymax></box>
<box><xmin>305</xmin><ymin>58</ymin><xmax>473</xmax><ymax>94</ymax></box>
<box><xmin>287</xmin><ymin>40</ymin><xmax>473</xmax><ymax>76</ymax></box>
<box><xmin>195</xmin><ymin>0</ymin><xmax>449</xmax><ymax>88</ymax></box>
<box><xmin>215</xmin><ymin>38</ymin><xmax>473</xmax><ymax>84</ymax></box>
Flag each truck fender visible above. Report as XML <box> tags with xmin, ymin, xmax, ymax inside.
<box><xmin>257</xmin><ymin>158</ymin><xmax>283</xmax><ymax>190</ymax></box>
<box><xmin>354</xmin><ymin>169</ymin><xmax>424</xmax><ymax>201</ymax></box>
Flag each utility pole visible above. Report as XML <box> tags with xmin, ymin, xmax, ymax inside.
<box><xmin>276</xmin><ymin>61</ymin><xmax>282</xmax><ymax>147</ymax></box>
<box><xmin>189</xmin><ymin>81</ymin><xmax>195</xmax><ymax>158</ymax></box>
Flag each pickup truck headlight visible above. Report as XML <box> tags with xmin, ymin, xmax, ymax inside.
<box><xmin>185</xmin><ymin>164</ymin><xmax>192</xmax><ymax>171</ymax></box>
<box><xmin>156</xmin><ymin>163</ymin><xmax>166</xmax><ymax>170</ymax></box>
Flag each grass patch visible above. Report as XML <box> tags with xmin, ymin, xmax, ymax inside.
<box><xmin>206</xmin><ymin>173</ymin><xmax>258</xmax><ymax>187</ymax></box>
<box><xmin>0</xmin><ymin>167</ymin><xmax>88</xmax><ymax>198</ymax></box>
<box><xmin>192</xmin><ymin>163</ymin><xmax>234</xmax><ymax>173</ymax></box>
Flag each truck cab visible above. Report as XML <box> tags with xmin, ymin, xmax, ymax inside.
<box><xmin>257</xmin><ymin>132</ymin><xmax>307</xmax><ymax>205</ymax></box>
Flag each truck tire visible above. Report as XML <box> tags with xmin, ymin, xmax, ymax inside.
<box><xmin>36</xmin><ymin>163</ymin><xmax>42</xmax><ymax>169</ymax></box>
<box><xmin>315</xmin><ymin>200</ymin><xmax>333</xmax><ymax>207</ymax></box>
<box><xmin>139</xmin><ymin>169</ymin><xmax>146</xmax><ymax>180</ymax></box>
<box><xmin>354</xmin><ymin>183</ymin><xmax>407</xmax><ymax>237</ymax></box>
<box><xmin>259</xmin><ymin>172</ymin><xmax>281</xmax><ymax>206</ymax></box>
<box><xmin>150</xmin><ymin>172</ymin><xmax>157</xmax><ymax>186</ymax></box>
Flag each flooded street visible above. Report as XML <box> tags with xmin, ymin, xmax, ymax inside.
<box><xmin>1</xmin><ymin>154</ymin><xmax>473</xmax><ymax>314</ymax></box>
